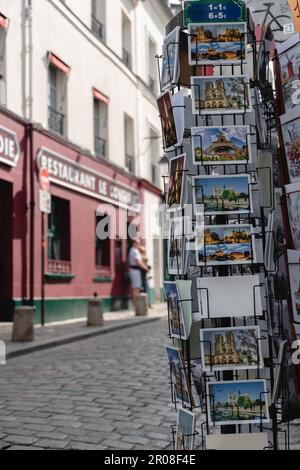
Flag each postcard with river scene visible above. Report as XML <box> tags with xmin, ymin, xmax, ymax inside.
<box><xmin>200</xmin><ymin>326</ymin><xmax>264</xmax><ymax>372</ymax></box>
<box><xmin>191</xmin><ymin>125</ymin><xmax>251</xmax><ymax>165</ymax></box>
<box><xmin>196</xmin><ymin>224</ymin><xmax>255</xmax><ymax>266</ymax></box>
<box><xmin>188</xmin><ymin>23</ymin><xmax>247</xmax><ymax>66</ymax></box>
<box><xmin>193</xmin><ymin>174</ymin><xmax>252</xmax><ymax>216</ymax></box>
<box><xmin>207</xmin><ymin>379</ymin><xmax>270</xmax><ymax>426</ymax></box>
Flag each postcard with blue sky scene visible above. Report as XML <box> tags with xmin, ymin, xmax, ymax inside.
<box><xmin>191</xmin><ymin>125</ymin><xmax>251</xmax><ymax>165</ymax></box>
<box><xmin>188</xmin><ymin>22</ymin><xmax>247</xmax><ymax>66</ymax></box>
<box><xmin>193</xmin><ymin>174</ymin><xmax>252</xmax><ymax>216</ymax></box>
<box><xmin>207</xmin><ymin>379</ymin><xmax>270</xmax><ymax>426</ymax></box>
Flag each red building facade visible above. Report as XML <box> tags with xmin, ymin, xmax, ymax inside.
<box><xmin>0</xmin><ymin>107</ymin><xmax>155</xmax><ymax>323</ymax></box>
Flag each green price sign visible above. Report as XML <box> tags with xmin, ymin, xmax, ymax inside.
<box><xmin>183</xmin><ymin>0</ymin><xmax>247</xmax><ymax>26</ymax></box>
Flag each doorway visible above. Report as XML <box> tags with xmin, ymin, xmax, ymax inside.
<box><xmin>0</xmin><ymin>180</ymin><xmax>13</xmax><ymax>321</ymax></box>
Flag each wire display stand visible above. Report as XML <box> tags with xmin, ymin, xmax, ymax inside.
<box><xmin>158</xmin><ymin>3</ymin><xmax>296</xmax><ymax>452</ymax></box>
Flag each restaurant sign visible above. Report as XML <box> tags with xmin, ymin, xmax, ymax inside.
<box><xmin>0</xmin><ymin>126</ymin><xmax>20</xmax><ymax>167</ymax></box>
<box><xmin>36</xmin><ymin>148</ymin><xmax>140</xmax><ymax>210</ymax></box>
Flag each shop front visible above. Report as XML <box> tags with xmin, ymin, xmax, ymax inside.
<box><xmin>31</xmin><ymin>130</ymin><xmax>141</xmax><ymax>323</ymax></box>
<box><xmin>0</xmin><ymin>107</ymin><xmax>143</xmax><ymax>323</ymax></box>
<box><xmin>0</xmin><ymin>108</ymin><xmax>26</xmax><ymax>322</ymax></box>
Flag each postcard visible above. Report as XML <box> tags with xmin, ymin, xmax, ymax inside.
<box><xmin>193</xmin><ymin>174</ymin><xmax>252</xmax><ymax>216</ymax></box>
<box><xmin>157</xmin><ymin>91</ymin><xmax>178</xmax><ymax>150</ymax></box>
<box><xmin>167</xmin><ymin>154</ymin><xmax>186</xmax><ymax>212</ymax></box>
<box><xmin>191</xmin><ymin>125</ymin><xmax>251</xmax><ymax>165</ymax></box>
<box><xmin>161</xmin><ymin>26</ymin><xmax>180</xmax><ymax>91</ymax></box>
<box><xmin>197</xmin><ymin>274</ymin><xmax>264</xmax><ymax>319</ymax></box>
<box><xmin>196</xmin><ymin>224</ymin><xmax>255</xmax><ymax>266</ymax></box>
<box><xmin>176</xmin><ymin>280</ymin><xmax>192</xmax><ymax>338</ymax></box>
<box><xmin>200</xmin><ymin>326</ymin><xmax>264</xmax><ymax>372</ymax></box>
<box><xmin>277</xmin><ymin>34</ymin><xmax>300</xmax><ymax>113</ymax></box>
<box><xmin>207</xmin><ymin>379</ymin><xmax>270</xmax><ymax>426</ymax></box>
<box><xmin>164</xmin><ymin>282</ymin><xmax>187</xmax><ymax>340</ymax></box>
<box><xmin>285</xmin><ymin>182</ymin><xmax>300</xmax><ymax>249</ymax></box>
<box><xmin>287</xmin><ymin>249</ymin><xmax>300</xmax><ymax>322</ymax></box>
<box><xmin>188</xmin><ymin>23</ymin><xmax>247</xmax><ymax>66</ymax></box>
<box><xmin>264</xmin><ymin>211</ymin><xmax>275</xmax><ymax>273</ymax></box>
<box><xmin>172</xmin><ymin>92</ymin><xmax>185</xmax><ymax>148</ymax></box>
<box><xmin>272</xmin><ymin>340</ymin><xmax>288</xmax><ymax>405</ymax></box>
<box><xmin>206</xmin><ymin>432</ymin><xmax>269</xmax><ymax>450</ymax></box>
<box><xmin>281</xmin><ymin>106</ymin><xmax>300</xmax><ymax>183</ymax></box>
<box><xmin>166</xmin><ymin>346</ymin><xmax>193</xmax><ymax>408</ymax></box>
<box><xmin>176</xmin><ymin>408</ymin><xmax>196</xmax><ymax>451</ymax></box>
<box><xmin>168</xmin><ymin>218</ymin><xmax>188</xmax><ymax>275</ymax></box>
<box><xmin>191</xmin><ymin>75</ymin><xmax>252</xmax><ymax>115</ymax></box>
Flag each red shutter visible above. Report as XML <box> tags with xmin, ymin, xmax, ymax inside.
<box><xmin>93</xmin><ymin>87</ymin><xmax>110</xmax><ymax>105</ymax></box>
<box><xmin>48</xmin><ymin>52</ymin><xmax>71</xmax><ymax>75</ymax></box>
<box><xmin>0</xmin><ymin>14</ymin><xmax>8</xmax><ymax>30</ymax></box>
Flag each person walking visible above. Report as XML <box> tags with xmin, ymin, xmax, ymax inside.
<box><xmin>139</xmin><ymin>245</ymin><xmax>152</xmax><ymax>307</ymax></box>
<box><xmin>128</xmin><ymin>240</ymin><xmax>149</xmax><ymax>308</ymax></box>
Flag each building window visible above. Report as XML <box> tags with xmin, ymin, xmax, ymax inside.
<box><xmin>48</xmin><ymin>196</ymin><xmax>70</xmax><ymax>262</ymax></box>
<box><xmin>122</xmin><ymin>12</ymin><xmax>132</xmax><ymax>69</ymax></box>
<box><xmin>124</xmin><ymin>114</ymin><xmax>135</xmax><ymax>174</ymax></box>
<box><xmin>149</xmin><ymin>127</ymin><xmax>159</xmax><ymax>186</ymax></box>
<box><xmin>148</xmin><ymin>35</ymin><xmax>157</xmax><ymax>95</ymax></box>
<box><xmin>95</xmin><ymin>214</ymin><xmax>111</xmax><ymax>267</ymax></box>
<box><xmin>48</xmin><ymin>64</ymin><xmax>67</xmax><ymax>136</ymax></box>
<box><xmin>91</xmin><ymin>0</ymin><xmax>105</xmax><ymax>42</ymax></box>
<box><xmin>94</xmin><ymin>95</ymin><xmax>108</xmax><ymax>159</ymax></box>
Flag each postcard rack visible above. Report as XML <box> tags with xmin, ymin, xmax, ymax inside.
<box><xmin>157</xmin><ymin>3</ymin><xmax>295</xmax><ymax>452</ymax></box>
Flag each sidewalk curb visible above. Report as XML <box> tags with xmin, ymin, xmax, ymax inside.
<box><xmin>6</xmin><ymin>316</ymin><xmax>163</xmax><ymax>360</ymax></box>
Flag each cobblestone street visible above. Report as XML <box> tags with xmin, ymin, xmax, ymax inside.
<box><xmin>0</xmin><ymin>319</ymin><xmax>174</xmax><ymax>450</ymax></box>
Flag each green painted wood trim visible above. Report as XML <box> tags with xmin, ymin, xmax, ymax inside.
<box><xmin>14</xmin><ymin>296</ymin><xmax>130</xmax><ymax>324</ymax></box>
<box><xmin>45</xmin><ymin>273</ymin><xmax>76</xmax><ymax>280</ymax></box>
<box><xmin>93</xmin><ymin>277</ymin><xmax>113</xmax><ymax>283</ymax></box>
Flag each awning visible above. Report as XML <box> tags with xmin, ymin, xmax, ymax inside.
<box><xmin>93</xmin><ymin>87</ymin><xmax>110</xmax><ymax>105</ymax></box>
<box><xmin>0</xmin><ymin>13</ymin><xmax>8</xmax><ymax>31</ymax></box>
<box><xmin>48</xmin><ymin>52</ymin><xmax>71</xmax><ymax>75</ymax></box>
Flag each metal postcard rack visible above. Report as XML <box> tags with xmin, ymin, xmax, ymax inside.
<box><xmin>157</xmin><ymin>6</ymin><xmax>295</xmax><ymax>451</ymax></box>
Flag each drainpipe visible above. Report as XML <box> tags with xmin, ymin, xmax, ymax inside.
<box><xmin>25</xmin><ymin>0</ymin><xmax>34</xmax><ymax>304</ymax></box>
<box><xmin>25</xmin><ymin>0</ymin><xmax>33</xmax><ymax>121</ymax></box>
<box><xmin>29</xmin><ymin>122</ymin><xmax>35</xmax><ymax>305</ymax></box>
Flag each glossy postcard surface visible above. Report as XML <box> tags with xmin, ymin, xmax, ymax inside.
<box><xmin>167</xmin><ymin>154</ymin><xmax>186</xmax><ymax>212</ymax></box>
<box><xmin>200</xmin><ymin>326</ymin><xmax>263</xmax><ymax>372</ymax></box>
<box><xmin>188</xmin><ymin>23</ymin><xmax>247</xmax><ymax>65</ymax></box>
<box><xmin>193</xmin><ymin>174</ymin><xmax>252</xmax><ymax>215</ymax></box>
<box><xmin>191</xmin><ymin>125</ymin><xmax>251</xmax><ymax>165</ymax></box>
<box><xmin>286</xmin><ymin>182</ymin><xmax>300</xmax><ymax>249</ymax></box>
<box><xmin>196</xmin><ymin>224</ymin><xmax>255</xmax><ymax>266</ymax></box>
<box><xmin>191</xmin><ymin>75</ymin><xmax>251</xmax><ymax>115</ymax></box>
<box><xmin>166</xmin><ymin>346</ymin><xmax>193</xmax><ymax>408</ymax></box>
<box><xmin>157</xmin><ymin>91</ymin><xmax>178</xmax><ymax>149</ymax></box>
<box><xmin>164</xmin><ymin>281</ymin><xmax>187</xmax><ymax>340</ymax></box>
<box><xmin>162</xmin><ymin>26</ymin><xmax>180</xmax><ymax>91</ymax></box>
<box><xmin>281</xmin><ymin>106</ymin><xmax>300</xmax><ymax>183</ymax></box>
<box><xmin>287</xmin><ymin>249</ymin><xmax>300</xmax><ymax>322</ymax></box>
<box><xmin>176</xmin><ymin>408</ymin><xmax>196</xmax><ymax>451</ymax></box>
<box><xmin>207</xmin><ymin>379</ymin><xmax>270</xmax><ymax>426</ymax></box>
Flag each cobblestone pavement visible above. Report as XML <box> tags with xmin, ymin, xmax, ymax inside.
<box><xmin>0</xmin><ymin>319</ymin><xmax>175</xmax><ymax>450</ymax></box>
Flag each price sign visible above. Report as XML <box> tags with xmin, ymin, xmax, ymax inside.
<box><xmin>183</xmin><ymin>0</ymin><xmax>247</xmax><ymax>26</ymax></box>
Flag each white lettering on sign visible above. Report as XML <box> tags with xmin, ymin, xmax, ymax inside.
<box><xmin>37</xmin><ymin>148</ymin><xmax>140</xmax><ymax>211</ymax></box>
<box><xmin>0</xmin><ymin>126</ymin><xmax>20</xmax><ymax>167</ymax></box>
